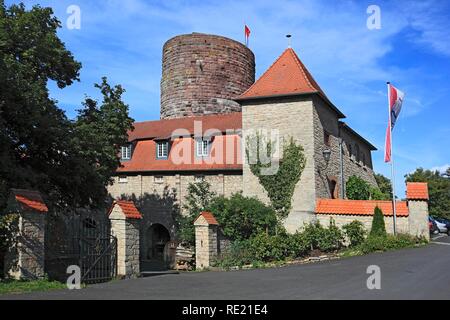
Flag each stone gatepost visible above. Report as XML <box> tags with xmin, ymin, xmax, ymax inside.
<box><xmin>108</xmin><ymin>200</ymin><xmax>142</xmax><ymax>278</ymax></box>
<box><xmin>4</xmin><ymin>189</ymin><xmax>47</xmax><ymax>280</ymax></box>
<box><xmin>406</xmin><ymin>182</ymin><xmax>430</xmax><ymax>241</ymax></box>
<box><xmin>194</xmin><ymin>211</ymin><xmax>219</xmax><ymax>270</ymax></box>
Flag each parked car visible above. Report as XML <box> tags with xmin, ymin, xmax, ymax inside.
<box><xmin>434</xmin><ymin>217</ymin><xmax>450</xmax><ymax>235</ymax></box>
<box><xmin>429</xmin><ymin>217</ymin><xmax>439</xmax><ymax>235</ymax></box>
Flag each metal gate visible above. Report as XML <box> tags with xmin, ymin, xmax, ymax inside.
<box><xmin>46</xmin><ymin>213</ymin><xmax>117</xmax><ymax>284</ymax></box>
<box><xmin>77</xmin><ymin>218</ymin><xmax>117</xmax><ymax>284</ymax></box>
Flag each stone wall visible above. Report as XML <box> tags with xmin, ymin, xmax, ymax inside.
<box><xmin>408</xmin><ymin>200</ymin><xmax>430</xmax><ymax>240</ymax></box>
<box><xmin>4</xmin><ymin>211</ymin><xmax>46</xmax><ymax>280</ymax></box>
<box><xmin>161</xmin><ymin>33</ymin><xmax>255</xmax><ymax>119</ymax></box>
<box><xmin>108</xmin><ymin>171</ymin><xmax>241</xmax><ymax>261</ymax></box>
<box><xmin>312</xmin><ymin>95</ymin><xmax>377</xmax><ymax>201</ymax></box>
<box><xmin>316</xmin><ymin>214</ymin><xmax>409</xmax><ymax>234</ymax></box>
<box><xmin>241</xmin><ymin>96</ymin><xmax>317</xmax><ymax>233</ymax></box>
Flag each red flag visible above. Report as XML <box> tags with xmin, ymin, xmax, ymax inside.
<box><xmin>244</xmin><ymin>25</ymin><xmax>251</xmax><ymax>45</ymax></box>
<box><xmin>384</xmin><ymin>83</ymin><xmax>405</xmax><ymax>163</ymax></box>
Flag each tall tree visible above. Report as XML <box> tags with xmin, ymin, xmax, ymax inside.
<box><xmin>374</xmin><ymin>173</ymin><xmax>392</xmax><ymax>200</ymax></box>
<box><xmin>405</xmin><ymin>168</ymin><xmax>450</xmax><ymax>219</ymax></box>
<box><xmin>0</xmin><ymin>2</ymin><xmax>81</xmax><ymax>208</ymax></box>
<box><xmin>0</xmin><ymin>2</ymin><xmax>133</xmax><ymax>210</ymax></box>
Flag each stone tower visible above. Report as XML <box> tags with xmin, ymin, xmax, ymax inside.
<box><xmin>160</xmin><ymin>33</ymin><xmax>255</xmax><ymax>119</ymax></box>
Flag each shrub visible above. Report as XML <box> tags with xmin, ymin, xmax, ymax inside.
<box><xmin>288</xmin><ymin>232</ymin><xmax>310</xmax><ymax>258</ymax></box>
<box><xmin>208</xmin><ymin>193</ymin><xmax>277</xmax><ymax>241</ymax></box>
<box><xmin>370</xmin><ymin>206</ymin><xmax>387</xmax><ymax>238</ymax></box>
<box><xmin>343</xmin><ymin>220</ymin><xmax>366</xmax><ymax>247</ymax></box>
<box><xmin>212</xmin><ymin>240</ymin><xmax>255</xmax><ymax>269</ymax></box>
<box><xmin>358</xmin><ymin>233</ymin><xmax>426</xmax><ymax>254</ymax></box>
<box><xmin>249</xmin><ymin>233</ymin><xmax>291</xmax><ymax>262</ymax></box>
<box><xmin>302</xmin><ymin>219</ymin><xmax>344</xmax><ymax>252</ymax></box>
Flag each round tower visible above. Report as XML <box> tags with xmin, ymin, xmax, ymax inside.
<box><xmin>160</xmin><ymin>33</ymin><xmax>255</xmax><ymax>119</ymax></box>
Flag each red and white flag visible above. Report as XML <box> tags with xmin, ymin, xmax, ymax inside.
<box><xmin>384</xmin><ymin>83</ymin><xmax>405</xmax><ymax>163</ymax></box>
<box><xmin>244</xmin><ymin>24</ymin><xmax>251</xmax><ymax>46</ymax></box>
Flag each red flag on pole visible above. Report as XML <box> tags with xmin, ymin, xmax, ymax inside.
<box><xmin>384</xmin><ymin>83</ymin><xmax>405</xmax><ymax>163</ymax></box>
<box><xmin>244</xmin><ymin>25</ymin><xmax>251</xmax><ymax>46</ymax></box>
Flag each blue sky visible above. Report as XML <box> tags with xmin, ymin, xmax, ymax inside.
<box><xmin>7</xmin><ymin>0</ymin><xmax>450</xmax><ymax>198</ymax></box>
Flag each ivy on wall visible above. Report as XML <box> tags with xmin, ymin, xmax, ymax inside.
<box><xmin>246</xmin><ymin>134</ymin><xmax>306</xmax><ymax>220</ymax></box>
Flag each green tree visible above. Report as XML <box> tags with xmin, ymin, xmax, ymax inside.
<box><xmin>405</xmin><ymin>168</ymin><xmax>450</xmax><ymax>218</ymax></box>
<box><xmin>370</xmin><ymin>206</ymin><xmax>387</xmax><ymax>238</ymax></box>
<box><xmin>346</xmin><ymin>176</ymin><xmax>371</xmax><ymax>200</ymax></box>
<box><xmin>374</xmin><ymin>173</ymin><xmax>392</xmax><ymax>200</ymax></box>
<box><xmin>176</xmin><ymin>180</ymin><xmax>217</xmax><ymax>245</ymax></box>
<box><xmin>0</xmin><ymin>2</ymin><xmax>133</xmax><ymax>210</ymax></box>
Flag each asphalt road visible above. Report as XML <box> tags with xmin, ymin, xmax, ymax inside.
<box><xmin>2</xmin><ymin>234</ymin><xmax>450</xmax><ymax>300</ymax></box>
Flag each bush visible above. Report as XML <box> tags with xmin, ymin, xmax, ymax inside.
<box><xmin>303</xmin><ymin>220</ymin><xmax>344</xmax><ymax>252</ymax></box>
<box><xmin>358</xmin><ymin>234</ymin><xmax>426</xmax><ymax>254</ymax></box>
<box><xmin>208</xmin><ymin>193</ymin><xmax>278</xmax><ymax>241</ymax></box>
<box><xmin>249</xmin><ymin>233</ymin><xmax>291</xmax><ymax>262</ymax></box>
<box><xmin>370</xmin><ymin>206</ymin><xmax>387</xmax><ymax>238</ymax></box>
<box><xmin>212</xmin><ymin>240</ymin><xmax>255</xmax><ymax>269</ymax></box>
<box><xmin>343</xmin><ymin>220</ymin><xmax>366</xmax><ymax>247</ymax></box>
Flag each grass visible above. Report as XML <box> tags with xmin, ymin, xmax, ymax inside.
<box><xmin>0</xmin><ymin>278</ymin><xmax>66</xmax><ymax>295</ymax></box>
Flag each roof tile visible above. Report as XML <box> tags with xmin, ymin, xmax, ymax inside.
<box><xmin>11</xmin><ymin>189</ymin><xmax>48</xmax><ymax>213</ymax></box>
<box><xmin>195</xmin><ymin>211</ymin><xmax>219</xmax><ymax>225</ymax></box>
<box><xmin>111</xmin><ymin>200</ymin><xmax>142</xmax><ymax>219</ymax></box>
<box><xmin>406</xmin><ymin>182</ymin><xmax>429</xmax><ymax>200</ymax></box>
<box><xmin>316</xmin><ymin>199</ymin><xmax>409</xmax><ymax>217</ymax></box>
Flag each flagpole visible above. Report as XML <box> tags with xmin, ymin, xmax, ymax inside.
<box><xmin>387</xmin><ymin>81</ymin><xmax>397</xmax><ymax>235</ymax></box>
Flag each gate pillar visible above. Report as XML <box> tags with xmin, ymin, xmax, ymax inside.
<box><xmin>194</xmin><ymin>211</ymin><xmax>219</xmax><ymax>270</ymax></box>
<box><xmin>4</xmin><ymin>189</ymin><xmax>47</xmax><ymax>280</ymax></box>
<box><xmin>108</xmin><ymin>200</ymin><xmax>142</xmax><ymax>278</ymax></box>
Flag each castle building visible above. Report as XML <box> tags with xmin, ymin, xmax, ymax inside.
<box><xmin>107</xmin><ymin>33</ymin><xmax>377</xmax><ymax>261</ymax></box>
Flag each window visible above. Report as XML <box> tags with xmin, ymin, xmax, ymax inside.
<box><xmin>362</xmin><ymin>153</ymin><xmax>366</xmax><ymax>167</ymax></box>
<box><xmin>121</xmin><ymin>145</ymin><xmax>132</xmax><ymax>160</ymax></box>
<box><xmin>327</xmin><ymin>178</ymin><xmax>339</xmax><ymax>199</ymax></box>
<box><xmin>156</xmin><ymin>141</ymin><xmax>169</xmax><ymax>159</ymax></box>
<box><xmin>196</xmin><ymin>139</ymin><xmax>210</xmax><ymax>157</ymax></box>
<box><xmin>348</xmin><ymin>144</ymin><xmax>353</xmax><ymax>159</ymax></box>
<box><xmin>118</xmin><ymin>175</ymin><xmax>128</xmax><ymax>183</ymax></box>
<box><xmin>324</xmin><ymin>131</ymin><xmax>331</xmax><ymax>147</ymax></box>
<box><xmin>154</xmin><ymin>176</ymin><xmax>164</xmax><ymax>184</ymax></box>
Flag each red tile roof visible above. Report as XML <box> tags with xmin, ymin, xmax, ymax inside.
<box><xmin>236</xmin><ymin>48</ymin><xmax>344</xmax><ymax>117</ymax></box>
<box><xmin>128</xmin><ymin>112</ymin><xmax>242</xmax><ymax>142</ymax></box>
<box><xmin>406</xmin><ymin>182</ymin><xmax>429</xmax><ymax>200</ymax></box>
<box><xmin>110</xmin><ymin>200</ymin><xmax>142</xmax><ymax>219</ymax></box>
<box><xmin>118</xmin><ymin>134</ymin><xmax>242</xmax><ymax>173</ymax></box>
<box><xmin>315</xmin><ymin>199</ymin><xmax>409</xmax><ymax>217</ymax></box>
<box><xmin>11</xmin><ymin>189</ymin><xmax>48</xmax><ymax>213</ymax></box>
<box><xmin>195</xmin><ymin>211</ymin><xmax>219</xmax><ymax>225</ymax></box>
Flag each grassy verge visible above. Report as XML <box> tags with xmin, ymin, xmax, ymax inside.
<box><xmin>0</xmin><ymin>279</ymin><xmax>66</xmax><ymax>295</ymax></box>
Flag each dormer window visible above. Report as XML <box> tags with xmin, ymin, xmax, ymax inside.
<box><xmin>156</xmin><ymin>141</ymin><xmax>169</xmax><ymax>159</ymax></box>
<box><xmin>121</xmin><ymin>144</ymin><xmax>132</xmax><ymax>160</ymax></box>
<box><xmin>196</xmin><ymin>139</ymin><xmax>210</xmax><ymax>157</ymax></box>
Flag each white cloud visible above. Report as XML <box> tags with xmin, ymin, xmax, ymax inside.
<box><xmin>431</xmin><ymin>164</ymin><xmax>450</xmax><ymax>174</ymax></box>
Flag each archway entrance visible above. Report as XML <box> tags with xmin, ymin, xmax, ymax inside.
<box><xmin>146</xmin><ymin>224</ymin><xmax>170</xmax><ymax>260</ymax></box>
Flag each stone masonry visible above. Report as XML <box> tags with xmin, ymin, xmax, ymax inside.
<box><xmin>241</xmin><ymin>95</ymin><xmax>377</xmax><ymax>233</ymax></box>
<box><xmin>109</xmin><ymin>202</ymin><xmax>142</xmax><ymax>278</ymax></box>
<box><xmin>160</xmin><ymin>33</ymin><xmax>255</xmax><ymax>119</ymax></box>
<box><xmin>194</xmin><ymin>212</ymin><xmax>219</xmax><ymax>270</ymax></box>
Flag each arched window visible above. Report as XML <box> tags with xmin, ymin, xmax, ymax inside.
<box><xmin>327</xmin><ymin>177</ymin><xmax>339</xmax><ymax>199</ymax></box>
<box><xmin>348</xmin><ymin>144</ymin><xmax>353</xmax><ymax>159</ymax></box>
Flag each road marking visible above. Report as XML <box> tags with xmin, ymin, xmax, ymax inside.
<box><xmin>431</xmin><ymin>241</ymin><xmax>450</xmax><ymax>246</ymax></box>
